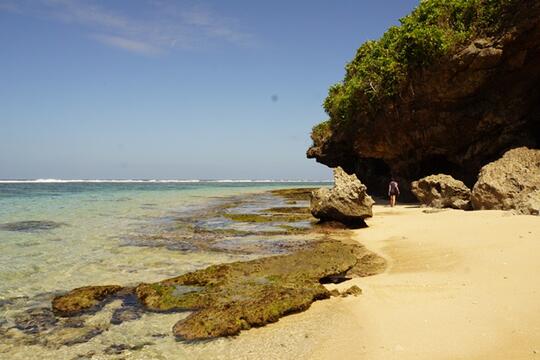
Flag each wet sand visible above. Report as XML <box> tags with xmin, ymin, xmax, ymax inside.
<box><xmin>306</xmin><ymin>204</ymin><xmax>540</xmax><ymax>359</ymax></box>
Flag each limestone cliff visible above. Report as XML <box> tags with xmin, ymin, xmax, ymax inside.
<box><xmin>307</xmin><ymin>0</ymin><xmax>540</xmax><ymax>198</ymax></box>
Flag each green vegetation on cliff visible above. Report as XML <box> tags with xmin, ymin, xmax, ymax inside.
<box><xmin>313</xmin><ymin>0</ymin><xmax>517</xmax><ymax>138</ymax></box>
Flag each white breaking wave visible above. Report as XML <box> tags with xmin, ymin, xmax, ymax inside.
<box><xmin>0</xmin><ymin>179</ymin><xmax>331</xmax><ymax>184</ymax></box>
<box><xmin>0</xmin><ymin>179</ymin><xmax>201</xmax><ymax>183</ymax></box>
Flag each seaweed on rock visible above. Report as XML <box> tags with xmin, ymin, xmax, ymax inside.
<box><xmin>52</xmin><ymin>240</ymin><xmax>386</xmax><ymax>340</ymax></box>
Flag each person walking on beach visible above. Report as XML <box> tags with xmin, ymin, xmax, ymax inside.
<box><xmin>388</xmin><ymin>178</ymin><xmax>400</xmax><ymax>207</ymax></box>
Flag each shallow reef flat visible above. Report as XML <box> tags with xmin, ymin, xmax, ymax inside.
<box><xmin>0</xmin><ymin>187</ymin><xmax>385</xmax><ymax>355</ymax></box>
<box><xmin>124</xmin><ymin>188</ymin><xmax>322</xmax><ymax>256</ymax></box>
<box><xmin>48</xmin><ymin>188</ymin><xmax>385</xmax><ymax>340</ymax></box>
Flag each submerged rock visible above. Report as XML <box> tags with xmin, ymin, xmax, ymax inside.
<box><xmin>411</xmin><ymin>174</ymin><xmax>471</xmax><ymax>210</ymax></box>
<box><xmin>14</xmin><ymin>308</ymin><xmax>58</xmax><ymax>334</ymax></box>
<box><xmin>110</xmin><ymin>294</ymin><xmax>145</xmax><ymax>325</ymax></box>
<box><xmin>103</xmin><ymin>342</ymin><xmax>152</xmax><ymax>355</ymax></box>
<box><xmin>472</xmin><ymin>147</ymin><xmax>540</xmax><ymax>215</ymax></box>
<box><xmin>310</xmin><ymin>167</ymin><xmax>374</xmax><ymax>226</ymax></box>
<box><xmin>52</xmin><ymin>285</ymin><xmax>123</xmax><ymax>316</ymax></box>
<box><xmin>0</xmin><ymin>220</ymin><xmax>65</xmax><ymax>232</ymax></box>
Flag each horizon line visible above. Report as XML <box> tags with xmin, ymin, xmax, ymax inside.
<box><xmin>0</xmin><ymin>178</ymin><xmax>333</xmax><ymax>184</ymax></box>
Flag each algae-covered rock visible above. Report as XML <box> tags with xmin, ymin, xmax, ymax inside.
<box><xmin>52</xmin><ymin>285</ymin><xmax>123</xmax><ymax>316</ymax></box>
<box><xmin>131</xmin><ymin>239</ymin><xmax>382</xmax><ymax>340</ymax></box>
<box><xmin>156</xmin><ymin>240</ymin><xmax>358</xmax><ymax>340</ymax></box>
<box><xmin>269</xmin><ymin>188</ymin><xmax>315</xmax><ymax>201</ymax></box>
<box><xmin>50</xmin><ymin>241</ymin><xmax>386</xmax><ymax>341</ymax></box>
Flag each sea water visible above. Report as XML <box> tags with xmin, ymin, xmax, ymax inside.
<box><xmin>0</xmin><ymin>181</ymin><xmax>335</xmax><ymax>359</ymax></box>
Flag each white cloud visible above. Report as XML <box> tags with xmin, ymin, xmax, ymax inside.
<box><xmin>0</xmin><ymin>0</ymin><xmax>255</xmax><ymax>55</ymax></box>
<box><xmin>90</xmin><ymin>34</ymin><xmax>162</xmax><ymax>56</ymax></box>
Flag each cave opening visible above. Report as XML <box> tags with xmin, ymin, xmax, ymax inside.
<box><xmin>353</xmin><ymin>158</ymin><xmax>392</xmax><ymax>197</ymax></box>
<box><xmin>416</xmin><ymin>155</ymin><xmax>472</xmax><ymax>185</ymax></box>
<box><xmin>418</xmin><ymin>155</ymin><xmax>459</xmax><ymax>177</ymax></box>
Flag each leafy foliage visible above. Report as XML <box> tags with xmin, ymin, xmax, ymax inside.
<box><xmin>320</xmin><ymin>0</ymin><xmax>516</xmax><ymax>128</ymax></box>
<box><xmin>311</xmin><ymin>120</ymin><xmax>332</xmax><ymax>143</ymax></box>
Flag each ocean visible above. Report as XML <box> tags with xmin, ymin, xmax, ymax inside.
<box><xmin>0</xmin><ymin>181</ymin><xmax>330</xmax><ymax>359</ymax></box>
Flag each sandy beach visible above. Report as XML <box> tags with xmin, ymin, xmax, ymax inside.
<box><xmin>304</xmin><ymin>204</ymin><xmax>540</xmax><ymax>359</ymax></box>
<box><xmin>2</xmin><ymin>187</ymin><xmax>539</xmax><ymax>359</ymax></box>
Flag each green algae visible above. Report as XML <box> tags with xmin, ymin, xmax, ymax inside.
<box><xmin>138</xmin><ymin>240</ymin><xmax>362</xmax><ymax>340</ymax></box>
<box><xmin>134</xmin><ymin>284</ymin><xmax>208</xmax><ymax>312</ymax></box>
<box><xmin>268</xmin><ymin>188</ymin><xmax>315</xmax><ymax>202</ymax></box>
<box><xmin>223</xmin><ymin>212</ymin><xmax>312</xmax><ymax>223</ymax></box>
<box><xmin>275</xmin><ymin>224</ymin><xmax>310</xmax><ymax>235</ymax></box>
<box><xmin>52</xmin><ymin>285</ymin><xmax>123</xmax><ymax>316</ymax></box>
<box><xmin>223</xmin><ymin>213</ymin><xmax>275</xmax><ymax>223</ymax></box>
<box><xmin>51</xmin><ymin>240</ymin><xmax>386</xmax><ymax>340</ymax></box>
<box><xmin>262</xmin><ymin>207</ymin><xmax>310</xmax><ymax>214</ymax></box>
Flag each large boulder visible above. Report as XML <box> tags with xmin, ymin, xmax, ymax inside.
<box><xmin>411</xmin><ymin>174</ymin><xmax>471</xmax><ymax>210</ymax></box>
<box><xmin>310</xmin><ymin>167</ymin><xmax>374</xmax><ymax>225</ymax></box>
<box><xmin>471</xmin><ymin>147</ymin><xmax>540</xmax><ymax>215</ymax></box>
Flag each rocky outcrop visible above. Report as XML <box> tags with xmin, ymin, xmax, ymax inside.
<box><xmin>307</xmin><ymin>1</ymin><xmax>540</xmax><ymax>197</ymax></box>
<box><xmin>50</xmin><ymin>240</ymin><xmax>386</xmax><ymax>340</ymax></box>
<box><xmin>471</xmin><ymin>147</ymin><xmax>540</xmax><ymax>215</ymax></box>
<box><xmin>411</xmin><ymin>174</ymin><xmax>471</xmax><ymax>210</ymax></box>
<box><xmin>310</xmin><ymin>167</ymin><xmax>374</xmax><ymax>225</ymax></box>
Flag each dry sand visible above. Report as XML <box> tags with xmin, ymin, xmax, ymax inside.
<box><xmin>192</xmin><ymin>204</ymin><xmax>540</xmax><ymax>360</ymax></box>
<box><xmin>309</xmin><ymin>204</ymin><xmax>540</xmax><ymax>359</ymax></box>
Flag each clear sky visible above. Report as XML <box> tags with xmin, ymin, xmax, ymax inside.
<box><xmin>0</xmin><ymin>0</ymin><xmax>418</xmax><ymax>180</ymax></box>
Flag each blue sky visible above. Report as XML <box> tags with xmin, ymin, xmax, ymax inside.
<box><xmin>0</xmin><ymin>0</ymin><xmax>418</xmax><ymax>180</ymax></box>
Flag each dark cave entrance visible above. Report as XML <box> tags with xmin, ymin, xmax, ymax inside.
<box><xmin>415</xmin><ymin>155</ymin><xmax>467</xmax><ymax>184</ymax></box>
<box><xmin>350</xmin><ymin>155</ymin><xmax>473</xmax><ymax>201</ymax></box>
<box><xmin>352</xmin><ymin>158</ymin><xmax>392</xmax><ymax>198</ymax></box>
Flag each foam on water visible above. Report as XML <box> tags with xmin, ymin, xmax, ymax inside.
<box><xmin>0</xmin><ymin>179</ymin><xmax>331</xmax><ymax>184</ymax></box>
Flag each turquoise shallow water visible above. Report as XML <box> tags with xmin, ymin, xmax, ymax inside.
<box><xmin>0</xmin><ymin>181</ymin><xmax>329</xmax><ymax>359</ymax></box>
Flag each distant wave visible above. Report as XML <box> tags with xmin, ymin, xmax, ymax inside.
<box><xmin>0</xmin><ymin>179</ymin><xmax>331</xmax><ymax>184</ymax></box>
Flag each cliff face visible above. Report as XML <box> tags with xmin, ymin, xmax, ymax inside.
<box><xmin>308</xmin><ymin>0</ymin><xmax>540</xmax><ymax>198</ymax></box>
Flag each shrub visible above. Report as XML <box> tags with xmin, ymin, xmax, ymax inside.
<box><xmin>321</xmin><ymin>0</ymin><xmax>517</xmax><ymax>126</ymax></box>
<box><xmin>310</xmin><ymin>120</ymin><xmax>332</xmax><ymax>143</ymax></box>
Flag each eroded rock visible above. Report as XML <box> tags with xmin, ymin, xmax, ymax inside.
<box><xmin>52</xmin><ymin>285</ymin><xmax>123</xmax><ymax>316</ymax></box>
<box><xmin>411</xmin><ymin>174</ymin><xmax>471</xmax><ymax>210</ymax></box>
<box><xmin>472</xmin><ymin>147</ymin><xmax>540</xmax><ymax>215</ymax></box>
<box><xmin>310</xmin><ymin>167</ymin><xmax>374</xmax><ymax>226</ymax></box>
